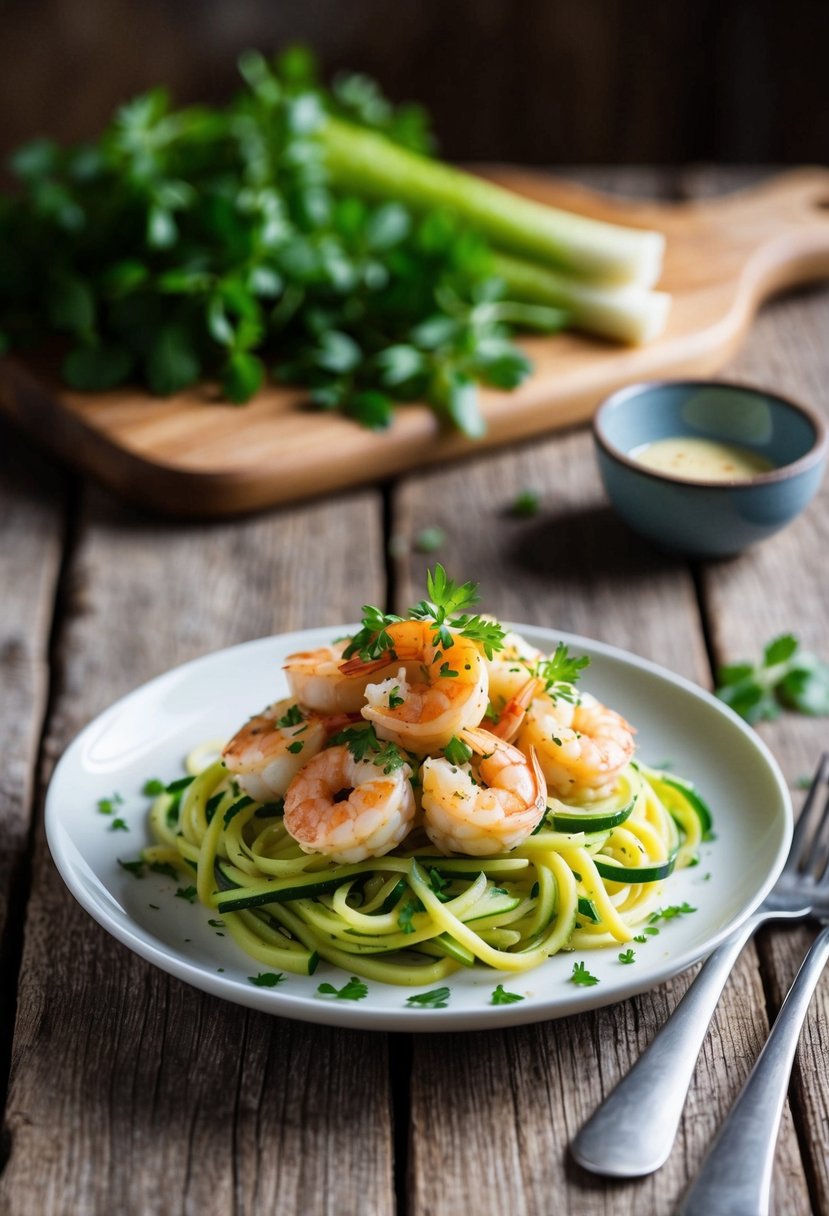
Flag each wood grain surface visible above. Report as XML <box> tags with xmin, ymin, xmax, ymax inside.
<box><xmin>2</xmin><ymin>167</ymin><xmax>829</xmax><ymax>516</ymax></box>
<box><xmin>1</xmin><ymin>168</ymin><xmax>828</xmax><ymax>1216</ymax></box>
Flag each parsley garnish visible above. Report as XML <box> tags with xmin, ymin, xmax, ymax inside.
<box><xmin>166</xmin><ymin>776</ymin><xmax>195</xmax><ymax>794</ymax></box>
<box><xmin>715</xmin><ymin>634</ymin><xmax>829</xmax><ymax>723</ymax></box>
<box><xmin>109</xmin><ymin>817</ymin><xmax>129</xmax><ymax>832</ymax></box>
<box><xmin>409</xmin><ymin>565</ymin><xmax>505</xmax><ymax>658</ymax></box>
<box><xmin>535</xmin><ymin>642</ymin><xmax>590</xmax><ymax>697</ymax></box>
<box><xmin>286</xmin><ymin>740</ymin><xmax>304</xmax><ymax>754</ymax></box>
<box><xmin>174</xmin><ymin>885</ymin><xmax>198</xmax><ymax>903</ymax></box>
<box><xmin>328</xmin><ymin>723</ymin><xmax>408</xmax><ymax>773</ymax></box>
<box><xmin>570</xmin><ymin>961</ymin><xmax>599</xmax><ymax>987</ymax></box>
<box><xmin>97</xmin><ymin>792</ymin><xmax>124</xmax><ymax>815</ymax></box>
<box><xmin>428</xmin><ymin>868</ymin><xmax>451</xmax><ymax>899</ymax></box>
<box><xmin>414</xmin><ymin>526</ymin><xmax>446</xmax><ymax>554</ymax></box>
<box><xmin>342</xmin><ymin>605</ymin><xmax>404</xmax><ymax>661</ymax></box>
<box><xmin>491</xmin><ymin>983</ymin><xmax>524</xmax><ymax>1005</ymax></box>
<box><xmin>388</xmin><ymin>685</ymin><xmax>404</xmax><ymax>709</ymax></box>
<box><xmin>149</xmin><ymin>860</ymin><xmax>179</xmax><ymax>880</ymax></box>
<box><xmin>649</xmin><ymin>903</ymin><xmax>696</xmax><ymax>923</ymax></box>
<box><xmin>443</xmin><ymin>735</ymin><xmax>473</xmax><ymax>767</ymax></box>
<box><xmin>633</xmin><ymin>934</ymin><xmax>647</xmax><ymax>944</ymax></box>
<box><xmin>508</xmin><ymin>488</ymin><xmax>541</xmax><ymax>517</ymax></box>
<box><xmin>118</xmin><ymin>857</ymin><xmax>145</xmax><ymax>878</ymax></box>
<box><xmin>142</xmin><ymin>778</ymin><xmax>166</xmax><ymax>796</ymax></box>
<box><xmin>276</xmin><ymin>704</ymin><xmax>304</xmax><ymax>728</ymax></box>
<box><xmin>405</xmin><ymin>986</ymin><xmax>451</xmax><ymax>1009</ymax></box>
<box><xmin>397</xmin><ymin>898</ymin><xmax>423</xmax><ymax>934</ymax></box>
<box><xmin>317</xmin><ymin>976</ymin><xmax>369</xmax><ymax>1001</ymax></box>
<box><xmin>248</xmin><ymin>972</ymin><xmax>286</xmax><ymax>988</ymax></box>
<box><xmin>618</xmin><ymin>948</ymin><xmax>636</xmax><ymax>964</ymax></box>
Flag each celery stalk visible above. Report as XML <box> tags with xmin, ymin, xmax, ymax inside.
<box><xmin>493</xmin><ymin>251</ymin><xmax>671</xmax><ymax>345</ymax></box>
<box><xmin>320</xmin><ymin>115</ymin><xmax>665</xmax><ymax>289</ymax></box>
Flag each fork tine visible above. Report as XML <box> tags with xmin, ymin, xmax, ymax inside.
<box><xmin>788</xmin><ymin>752</ymin><xmax>829</xmax><ymax>872</ymax></box>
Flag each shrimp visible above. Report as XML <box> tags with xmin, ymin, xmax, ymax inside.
<box><xmin>518</xmin><ymin>691</ymin><xmax>636</xmax><ymax>801</ymax></box>
<box><xmin>222</xmin><ymin>697</ymin><xmax>344</xmax><ymax>803</ymax></box>
<box><xmin>284</xmin><ymin>640</ymin><xmax>400</xmax><ymax>715</ymax></box>
<box><xmin>343</xmin><ymin>620</ymin><xmax>489</xmax><ymax>755</ymax></box>
<box><xmin>283</xmin><ymin>745</ymin><xmax>416</xmax><ymax>863</ymax></box>
<box><xmin>420</xmin><ymin>727</ymin><xmax>546</xmax><ymax>856</ymax></box>
<box><xmin>487</xmin><ymin>676</ymin><xmax>541</xmax><ymax>743</ymax></box>
<box><xmin>485</xmin><ymin>628</ymin><xmax>543</xmax><ymax>708</ymax></box>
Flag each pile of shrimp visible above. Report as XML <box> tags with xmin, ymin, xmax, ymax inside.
<box><xmin>142</xmin><ymin>612</ymin><xmax>708</xmax><ymax>982</ymax></box>
<box><xmin>220</xmin><ymin>619</ymin><xmax>636</xmax><ymax>864</ymax></box>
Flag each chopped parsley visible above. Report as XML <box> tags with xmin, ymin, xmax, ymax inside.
<box><xmin>618</xmin><ymin>948</ymin><xmax>636</xmax><ymax>964</ymax></box>
<box><xmin>286</xmin><ymin>740</ymin><xmax>304</xmax><ymax>754</ymax></box>
<box><xmin>414</xmin><ymin>526</ymin><xmax>446</xmax><ymax>554</ymax></box>
<box><xmin>570</xmin><ymin>961</ymin><xmax>599</xmax><ymax>987</ymax></box>
<box><xmin>508</xmin><ymin>488</ymin><xmax>541</xmax><ymax>517</ymax></box>
<box><xmin>118</xmin><ymin>857</ymin><xmax>146</xmax><ymax>877</ymax></box>
<box><xmin>649</xmin><ymin>903</ymin><xmax>696</xmax><ymax>923</ymax></box>
<box><xmin>405</xmin><ymin>986</ymin><xmax>451</xmax><ymax>1009</ymax></box>
<box><xmin>248</xmin><ymin>972</ymin><xmax>286</xmax><ymax>988</ymax></box>
<box><xmin>443</xmin><ymin>735</ymin><xmax>473</xmax><ymax>767</ymax></box>
<box><xmin>109</xmin><ymin>817</ymin><xmax>129</xmax><ymax>832</ymax></box>
<box><xmin>397</xmin><ymin>898</ymin><xmax>422</xmax><ymax>934</ymax></box>
<box><xmin>276</xmin><ymin>703</ymin><xmax>304</xmax><ymax>728</ymax></box>
<box><xmin>328</xmin><ymin>723</ymin><xmax>408</xmax><ymax>773</ymax></box>
<box><xmin>427</xmin><ymin>868</ymin><xmax>451</xmax><ymax>899</ymax></box>
<box><xmin>535</xmin><ymin>642</ymin><xmax>590</xmax><ymax>697</ymax></box>
<box><xmin>174</xmin><ymin>885</ymin><xmax>198</xmax><ymax>903</ymax></box>
<box><xmin>142</xmin><ymin>778</ymin><xmax>166</xmax><ymax>796</ymax></box>
<box><xmin>317</xmin><ymin>976</ymin><xmax>369</xmax><ymax>1001</ymax></box>
<box><xmin>388</xmin><ymin>685</ymin><xmax>404</xmax><ymax>709</ymax></box>
<box><xmin>207</xmin><ymin>918</ymin><xmax>226</xmax><ymax>928</ymax></box>
<box><xmin>491</xmin><ymin>983</ymin><xmax>524</xmax><ymax>1005</ymax></box>
<box><xmin>97</xmin><ymin>792</ymin><xmax>124</xmax><ymax>815</ymax></box>
<box><xmin>149</xmin><ymin>860</ymin><xmax>179</xmax><ymax>880</ymax></box>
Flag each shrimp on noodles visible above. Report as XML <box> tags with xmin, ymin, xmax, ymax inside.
<box><xmin>222</xmin><ymin>697</ymin><xmax>346</xmax><ymax>803</ymax></box>
<box><xmin>519</xmin><ymin>690</ymin><xmax>635</xmax><ymax>801</ymax></box>
<box><xmin>484</xmin><ymin>627</ymin><xmax>543</xmax><ymax>708</ymax></box>
<box><xmin>420</xmin><ymin>726</ymin><xmax>546</xmax><ymax>856</ymax></box>
<box><xmin>284</xmin><ymin>640</ymin><xmax>400</xmax><ymax>715</ymax></box>
<box><xmin>283</xmin><ymin>744</ymin><xmax>416</xmax><ymax>864</ymax></box>
<box><xmin>343</xmin><ymin>620</ymin><xmax>489</xmax><ymax>755</ymax></box>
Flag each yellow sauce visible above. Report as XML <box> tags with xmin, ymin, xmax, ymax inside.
<box><xmin>631</xmin><ymin>436</ymin><xmax>774</xmax><ymax>482</ymax></box>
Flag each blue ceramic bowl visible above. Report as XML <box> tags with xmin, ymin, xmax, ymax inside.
<box><xmin>593</xmin><ymin>380</ymin><xmax>828</xmax><ymax>558</ymax></box>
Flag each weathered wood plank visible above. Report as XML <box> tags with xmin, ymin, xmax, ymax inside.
<box><xmin>687</xmin><ymin>167</ymin><xmax>829</xmax><ymax>1216</ymax></box>
<box><xmin>0</xmin><ymin>486</ymin><xmax>393</xmax><ymax>1216</ymax></box>
<box><xmin>396</xmin><ymin>171</ymin><xmax>811</xmax><ymax>1216</ymax></box>
<box><xmin>0</xmin><ymin>424</ymin><xmax>65</xmax><ymax>1094</ymax></box>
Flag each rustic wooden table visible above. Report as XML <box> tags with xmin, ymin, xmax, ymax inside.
<box><xmin>1</xmin><ymin>170</ymin><xmax>828</xmax><ymax>1216</ymax></box>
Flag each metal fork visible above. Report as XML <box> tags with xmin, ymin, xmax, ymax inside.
<box><xmin>571</xmin><ymin>752</ymin><xmax>829</xmax><ymax>1180</ymax></box>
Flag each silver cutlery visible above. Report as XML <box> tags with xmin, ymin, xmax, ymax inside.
<box><xmin>571</xmin><ymin>752</ymin><xmax>829</xmax><ymax>1180</ymax></box>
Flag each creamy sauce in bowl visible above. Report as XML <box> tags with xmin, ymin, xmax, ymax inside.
<box><xmin>630</xmin><ymin>436</ymin><xmax>774</xmax><ymax>482</ymax></box>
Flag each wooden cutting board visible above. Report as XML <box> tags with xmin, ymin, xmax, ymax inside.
<box><xmin>2</xmin><ymin>167</ymin><xmax>829</xmax><ymax>517</ymax></box>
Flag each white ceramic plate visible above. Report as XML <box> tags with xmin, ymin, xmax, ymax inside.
<box><xmin>45</xmin><ymin>625</ymin><xmax>791</xmax><ymax>1031</ymax></box>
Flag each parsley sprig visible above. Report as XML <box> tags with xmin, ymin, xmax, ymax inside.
<box><xmin>535</xmin><ymin>642</ymin><xmax>590</xmax><ymax>699</ymax></box>
<box><xmin>570</xmin><ymin>961</ymin><xmax>599</xmax><ymax>987</ymax></box>
<box><xmin>328</xmin><ymin>723</ymin><xmax>409</xmax><ymax>773</ymax></box>
<box><xmin>409</xmin><ymin>565</ymin><xmax>505</xmax><ymax>658</ymax></box>
<box><xmin>715</xmin><ymin>634</ymin><xmax>829</xmax><ymax>724</ymax></box>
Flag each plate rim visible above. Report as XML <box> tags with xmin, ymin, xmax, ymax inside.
<box><xmin>45</xmin><ymin>623</ymin><xmax>793</xmax><ymax>1032</ymax></box>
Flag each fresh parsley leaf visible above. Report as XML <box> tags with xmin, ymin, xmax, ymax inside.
<box><xmin>142</xmin><ymin>778</ymin><xmax>166</xmax><ymax>796</ymax></box>
<box><xmin>149</xmin><ymin>860</ymin><xmax>180</xmax><ymax>880</ymax></box>
<box><xmin>397</xmin><ymin>898</ymin><xmax>422</xmax><ymax>934</ymax></box>
<box><xmin>286</xmin><ymin>740</ymin><xmax>304</xmax><ymax>754</ymax></box>
<box><xmin>491</xmin><ymin>983</ymin><xmax>524</xmax><ymax>1005</ymax></box>
<box><xmin>248</xmin><ymin>972</ymin><xmax>286</xmax><ymax>988</ymax></box>
<box><xmin>317</xmin><ymin>976</ymin><xmax>369</xmax><ymax>1001</ymax></box>
<box><xmin>650</xmin><ymin>903</ymin><xmax>696</xmax><ymax>923</ymax></box>
<box><xmin>97</xmin><ymin>792</ymin><xmax>124</xmax><ymax>815</ymax></box>
<box><xmin>618</xmin><ymin>948</ymin><xmax>636</xmax><ymax>964</ymax></box>
<box><xmin>109</xmin><ymin>817</ymin><xmax>129</xmax><ymax>832</ymax></box>
<box><xmin>715</xmin><ymin>634</ymin><xmax>829</xmax><ymax>723</ymax></box>
<box><xmin>508</xmin><ymin>488</ymin><xmax>541</xmax><ymax>517</ymax></box>
<box><xmin>174</xmin><ymin>886</ymin><xmax>198</xmax><ymax>903</ymax></box>
<box><xmin>443</xmin><ymin>735</ymin><xmax>473</xmax><ymax>767</ymax></box>
<box><xmin>405</xmin><ymin>986</ymin><xmax>451</xmax><ymax>1009</ymax></box>
<box><xmin>535</xmin><ymin>643</ymin><xmax>590</xmax><ymax>695</ymax></box>
<box><xmin>570</xmin><ymin>961</ymin><xmax>599</xmax><ymax>987</ymax></box>
<box><xmin>328</xmin><ymin>723</ymin><xmax>408</xmax><ymax>773</ymax></box>
<box><xmin>118</xmin><ymin>857</ymin><xmax>146</xmax><ymax>878</ymax></box>
<box><xmin>276</xmin><ymin>704</ymin><xmax>304</xmax><ymax>727</ymax></box>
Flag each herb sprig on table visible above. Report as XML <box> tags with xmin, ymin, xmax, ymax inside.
<box><xmin>0</xmin><ymin>47</ymin><xmax>568</xmax><ymax>434</ymax></box>
<box><xmin>715</xmin><ymin>634</ymin><xmax>829</xmax><ymax>724</ymax></box>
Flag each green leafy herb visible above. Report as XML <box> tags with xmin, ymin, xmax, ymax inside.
<box><xmin>649</xmin><ymin>902</ymin><xmax>696</xmax><ymax>923</ymax></box>
<box><xmin>174</xmin><ymin>885</ymin><xmax>198</xmax><ymax>903</ymax></box>
<box><xmin>570</xmin><ymin>961</ymin><xmax>599</xmax><ymax>987</ymax></box>
<box><xmin>248</xmin><ymin>972</ymin><xmax>286</xmax><ymax>988</ymax></box>
<box><xmin>286</xmin><ymin>740</ymin><xmax>304</xmax><ymax>754</ymax></box>
<box><xmin>633</xmin><ymin>934</ymin><xmax>647</xmax><ymax>944</ymax></box>
<box><xmin>276</xmin><ymin>704</ymin><xmax>304</xmax><ymax>728</ymax></box>
<box><xmin>118</xmin><ymin>857</ymin><xmax>146</xmax><ymax>878</ymax></box>
<box><xmin>388</xmin><ymin>685</ymin><xmax>404</xmax><ymax>709</ymax></box>
<box><xmin>508</xmin><ymin>488</ymin><xmax>541</xmax><ymax>517</ymax></box>
<box><xmin>414</xmin><ymin>526</ymin><xmax>446</xmax><ymax>554</ymax></box>
<box><xmin>109</xmin><ymin>817</ymin><xmax>129</xmax><ymax>832</ymax></box>
<box><xmin>317</xmin><ymin>976</ymin><xmax>369</xmax><ymax>1001</ymax></box>
<box><xmin>328</xmin><ymin>723</ymin><xmax>408</xmax><ymax>773</ymax></box>
<box><xmin>491</xmin><ymin>983</ymin><xmax>525</xmax><ymax>1005</ymax></box>
<box><xmin>142</xmin><ymin>778</ymin><xmax>166</xmax><ymax>796</ymax></box>
<box><xmin>405</xmin><ymin>986</ymin><xmax>451</xmax><ymax>1009</ymax></box>
<box><xmin>443</xmin><ymin>735</ymin><xmax>473</xmax><ymax>767</ymax></box>
<box><xmin>97</xmin><ymin>792</ymin><xmax>124</xmax><ymax>815</ymax></box>
<box><xmin>715</xmin><ymin>634</ymin><xmax>829</xmax><ymax>724</ymax></box>
<box><xmin>428</xmin><ymin>868</ymin><xmax>451</xmax><ymax>899</ymax></box>
<box><xmin>149</xmin><ymin>860</ymin><xmax>180</xmax><ymax>880</ymax></box>
<box><xmin>618</xmin><ymin>948</ymin><xmax>636</xmax><ymax>964</ymax></box>
<box><xmin>166</xmin><ymin>776</ymin><xmax>195</xmax><ymax>794</ymax></box>
<box><xmin>397</xmin><ymin>898</ymin><xmax>422</xmax><ymax>934</ymax></box>
<box><xmin>409</xmin><ymin>564</ymin><xmax>505</xmax><ymax>658</ymax></box>
<box><xmin>535</xmin><ymin>642</ymin><xmax>590</xmax><ymax>697</ymax></box>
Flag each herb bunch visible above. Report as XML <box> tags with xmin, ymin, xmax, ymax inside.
<box><xmin>715</xmin><ymin>634</ymin><xmax>829</xmax><ymax>724</ymax></box>
<box><xmin>0</xmin><ymin>47</ymin><xmax>566</xmax><ymax>434</ymax></box>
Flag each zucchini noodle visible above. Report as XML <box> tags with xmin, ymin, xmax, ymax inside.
<box><xmin>143</xmin><ymin>753</ymin><xmax>709</xmax><ymax>986</ymax></box>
